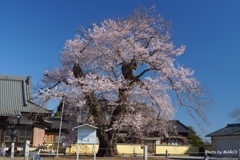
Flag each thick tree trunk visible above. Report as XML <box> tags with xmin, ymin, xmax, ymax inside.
<box><xmin>72</xmin><ymin>64</ymin><xmax>120</xmax><ymax>157</ymax></box>
<box><xmin>72</xmin><ymin>62</ymin><xmax>134</xmax><ymax>157</ymax></box>
<box><xmin>84</xmin><ymin>94</ymin><xmax>119</xmax><ymax>156</ymax></box>
<box><xmin>97</xmin><ymin>141</ymin><xmax>118</xmax><ymax>157</ymax></box>
<box><xmin>88</xmin><ymin>95</ymin><xmax>120</xmax><ymax>157</ymax></box>
<box><xmin>96</xmin><ymin>126</ymin><xmax>119</xmax><ymax>157</ymax></box>
<box><xmin>95</xmin><ymin>104</ymin><xmax>125</xmax><ymax>157</ymax></box>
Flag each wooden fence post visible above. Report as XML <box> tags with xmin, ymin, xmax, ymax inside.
<box><xmin>165</xmin><ymin>150</ymin><xmax>168</xmax><ymax>158</ymax></box>
<box><xmin>143</xmin><ymin>145</ymin><xmax>148</xmax><ymax>160</ymax></box>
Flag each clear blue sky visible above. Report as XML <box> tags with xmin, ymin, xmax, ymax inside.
<box><xmin>1</xmin><ymin>0</ymin><xmax>240</xmax><ymax>141</ymax></box>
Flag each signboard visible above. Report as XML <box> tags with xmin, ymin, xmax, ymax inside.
<box><xmin>73</xmin><ymin>124</ymin><xmax>98</xmax><ymax>160</ymax></box>
<box><xmin>77</xmin><ymin>126</ymin><xmax>97</xmax><ymax>144</ymax></box>
<box><xmin>73</xmin><ymin>124</ymin><xmax>98</xmax><ymax>144</ymax></box>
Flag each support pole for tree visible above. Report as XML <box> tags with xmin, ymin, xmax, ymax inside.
<box><xmin>56</xmin><ymin>96</ymin><xmax>65</xmax><ymax>157</ymax></box>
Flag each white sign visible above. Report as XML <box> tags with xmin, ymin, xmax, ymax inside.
<box><xmin>73</xmin><ymin>124</ymin><xmax>98</xmax><ymax>144</ymax></box>
<box><xmin>73</xmin><ymin>124</ymin><xmax>98</xmax><ymax>160</ymax></box>
<box><xmin>77</xmin><ymin>127</ymin><xmax>96</xmax><ymax>144</ymax></box>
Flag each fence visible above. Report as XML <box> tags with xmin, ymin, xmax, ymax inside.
<box><xmin>0</xmin><ymin>142</ymin><xmax>208</xmax><ymax>156</ymax></box>
<box><xmin>52</xmin><ymin>143</ymin><xmax>200</xmax><ymax>155</ymax></box>
<box><xmin>3</xmin><ymin>142</ymin><xmax>240</xmax><ymax>160</ymax></box>
<box><xmin>156</xmin><ymin>145</ymin><xmax>199</xmax><ymax>155</ymax></box>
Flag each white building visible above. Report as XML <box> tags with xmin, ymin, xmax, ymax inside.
<box><xmin>206</xmin><ymin>123</ymin><xmax>240</xmax><ymax>157</ymax></box>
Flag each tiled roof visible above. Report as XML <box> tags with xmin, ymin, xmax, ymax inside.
<box><xmin>46</xmin><ymin>117</ymin><xmax>69</xmax><ymax>130</ymax></box>
<box><xmin>0</xmin><ymin>75</ymin><xmax>51</xmax><ymax>117</ymax></box>
<box><xmin>206</xmin><ymin>123</ymin><xmax>240</xmax><ymax>137</ymax></box>
<box><xmin>169</xmin><ymin>120</ymin><xmax>192</xmax><ymax>133</ymax></box>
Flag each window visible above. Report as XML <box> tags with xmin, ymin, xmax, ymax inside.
<box><xmin>4</xmin><ymin>129</ymin><xmax>12</xmax><ymax>142</ymax></box>
<box><xmin>167</xmin><ymin>139</ymin><xmax>183</xmax><ymax>145</ymax></box>
<box><xmin>18</xmin><ymin>126</ymin><xmax>32</xmax><ymax>142</ymax></box>
<box><xmin>168</xmin><ymin>139</ymin><xmax>179</xmax><ymax>145</ymax></box>
<box><xmin>54</xmin><ymin>135</ymin><xmax>66</xmax><ymax>143</ymax></box>
<box><xmin>0</xmin><ymin>129</ymin><xmax>1</xmax><ymax>142</ymax></box>
<box><xmin>4</xmin><ymin>128</ymin><xmax>18</xmax><ymax>142</ymax></box>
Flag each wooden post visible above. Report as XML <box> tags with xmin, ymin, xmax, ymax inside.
<box><xmin>24</xmin><ymin>140</ymin><xmax>30</xmax><ymax>160</ymax></box>
<box><xmin>76</xmin><ymin>144</ymin><xmax>79</xmax><ymax>160</ymax></box>
<box><xmin>165</xmin><ymin>150</ymin><xmax>168</xmax><ymax>158</ymax></box>
<box><xmin>93</xmin><ymin>143</ymin><xmax>96</xmax><ymax>160</ymax></box>
<box><xmin>11</xmin><ymin>142</ymin><xmax>14</xmax><ymax>159</ymax></box>
<box><xmin>2</xmin><ymin>143</ymin><xmax>6</xmax><ymax>157</ymax></box>
<box><xmin>204</xmin><ymin>150</ymin><xmax>209</xmax><ymax>160</ymax></box>
<box><xmin>133</xmin><ymin>148</ymin><xmax>137</xmax><ymax>157</ymax></box>
<box><xmin>238</xmin><ymin>149</ymin><xmax>240</xmax><ymax>160</ymax></box>
<box><xmin>143</xmin><ymin>145</ymin><xmax>148</xmax><ymax>160</ymax></box>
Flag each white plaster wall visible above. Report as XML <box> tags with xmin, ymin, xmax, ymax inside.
<box><xmin>214</xmin><ymin>136</ymin><xmax>240</xmax><ymax>150</ymax></box>
<box><xmin>213</xmin><ymin>136</ymin><xmax>240</xmax><ymax>157</ymax></box>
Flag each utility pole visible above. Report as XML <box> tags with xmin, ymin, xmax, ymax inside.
<box><xmin>56</xmin><ymin>96</ymin><xmax>65</xmax><ymax>157</ymax></box>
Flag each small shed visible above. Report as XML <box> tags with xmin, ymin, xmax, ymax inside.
<box><xmin>73</xmin><ymin>124</ymin><xmax>98</xmax><ymax>160</ymax></box>
<box><xmin>73</xmin><ymin>124</ymin><xmax>98</xmax><ymax>144</ymax></box>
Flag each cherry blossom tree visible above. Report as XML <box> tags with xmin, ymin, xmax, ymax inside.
<box><xmin>37</xmin><ymin>7</ymin><xmax>211</xmax><ymax>156</ymax></box>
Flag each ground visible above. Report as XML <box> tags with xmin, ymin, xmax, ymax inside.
<box><xmin>0</xmin><ymin>155</ymin><xmax>172</xmax><ymax>160</ymax></box>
